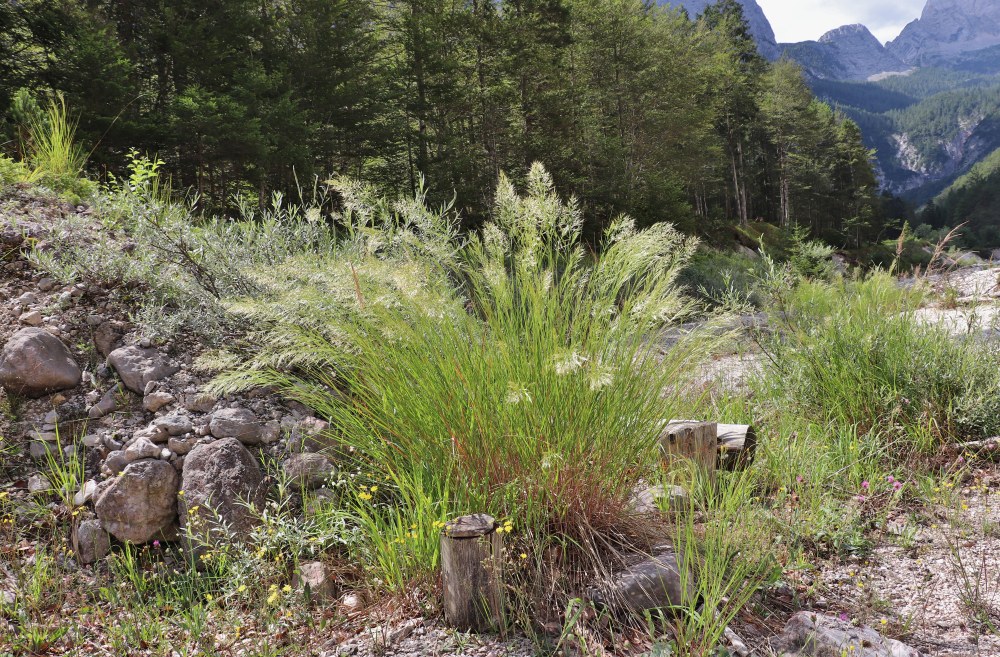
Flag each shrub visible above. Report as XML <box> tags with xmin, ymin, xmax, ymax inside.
<box><xmin>210</xmin><ymin>165</ymin><xmax>715</xmax><ymax>594</ymax></box>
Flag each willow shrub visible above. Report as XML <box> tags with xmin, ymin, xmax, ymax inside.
<box><xmin>211</xmin><ymin>165</ymin><xmax>713</xmax><ymax>587</ymax></box>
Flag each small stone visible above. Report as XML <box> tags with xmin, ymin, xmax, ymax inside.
<box><xmin>160</xmin><ymin>448</ymin><xmax>172</xmax><ymax>460</ymax></box>
<box><xmin>103</xmin><ymin>450</ymin><xmax>127</xmax><ymax>476</ymax></box>
<box><xmin>340</xmin><ymin>592</ymin><xmax>365</xmax><ymax>614</ymax></box>
<box><xmin>153</xmin><ymin>413</ymin><xmax>192</xmax><ymax>437</ymax></box>
<box><xmin>19</xmin><ymin>310</ymin><xmax>43</xmax><ymax>326</ymax></box>
<box><xmin>283</xmin><ymin>453</ymin><xmax>336</xmax><ymax>490</ymax></box>
<box><xmin>73</xmin><ymin>480</ymin><xmax>98</xmax><ymax>506</ymax></box>
<box><xmin>143</xmin><ymin>391</ymin><xmax>175</xmax><ymax>413</ymax></box>
<box><xmin>167</xmin><ymin>436</ymin><xmax>197</xmax><ymax>455</ymax></box>
<box><xmin>86</xmin><ymin>314</ymin><xmax>104</xmax><ymax>327</ymax></box>
<box><xmin>294</xmin><ymin>561</ymin><xmax>336</xmax><ymax>600</ymax></box>
<box><xmin>772</xmin><ymin>612</ymin><xmax>922</xmax><ymax>657</ymax></box>
<box><xmin>37</xmin><ymin>278</ymin><xmax>55</xmax><ymax>292</ymax></box>
<box><xmin>124</xmin><ymin>436</ymin><xmax>161</xmax><ymax>462</ymax></box>
<box><xmin>82</xmin><ymin>434</ymin><xmax>103</xmax><ymax>448</ymax></box>
<box><xmin>88</xmin><ymin>385</ymin><xmax>120</xmax><ymax>419</ymax></box>
<box><xmin>209</xmin><ymin>408</ymin><xmax>262</xmax><ymax>445</ymax></box>
<box><xmin>73</xmin><ymin>519</ymin><xmax>111</xmax><ymax>565</ymax></box>
<box><xmin>28</xmin><ymin>474</ymin><xmax>51</xmax><ymax>496</ymax></box>
<box><xmin>16</xmin><ymin>292</ymin><xmax>37</xmax><ymax>306</ymax></box>
<box><xmin>134</xmin><ymin>425</ymin><xmax>169</xmax><ymax>444</ymax></box>
<box><xmin>107</xmin><ymin>345</ymin><xmax>180</xmax><ymax>394</ymax></box>
<box><xmin>591</xmin><ymin>549</ymin><xmax>698</xmax><ymax>613</ymax></box>
<box><xmin>139</xmin><ymin>337</ymin><xmax>152</xmax><ymax>349</ymax></box>
<box><xmin>261</xmin><ymin>421</ymin><xmax>281</xmax><ymax>444</ymax></box>
<box><xmin>33</xmin><ymin>432</ymin><xmax>59</xmax><ymax>443</ymax></box>
<box><xmin>30</xmin><ymin>441</ymin><xmax>56</xmax><ymax>461</ymax></box>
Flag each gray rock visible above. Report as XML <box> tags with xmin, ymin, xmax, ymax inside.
<box><xmin>73</xmin><ymin>519</ymin><xmax>111</xmax><ymax>565</ymax></box>
<box><xmin>592</xmin><ymin>549</ymin><xmax>698</xmax><ymax>614</ymax></box>
<box><xmin>143</xmin><ymin>391</ymin><xmax>175</xmax><ymax>413</ymax></box>
<box><xmin>28</xmin><ymin>474</ymin><xmax>51</xmax><ymax>496</ymax></box>
<box><xmin>95</xmin><ymin>459</ymin><xmax>179</xmax><ymax>544</ymax></box>
<box><xmin>294</xmin><ymin>561</ymin><xmax>337</xmax><ymax>600</ymax></box>
<box><xmin>88</xmin><ymin>385</ymin><xmax>120</xmax><ymax>419</ymax></box>
<box><xmin>124</xmin><ymin>436</ymin><xmax>161</xmax><ymax>462</ymax></box>
<box><xmin>283</xmin><ymin>453</ymin><xmax>336</xmax><ymax>490</ymax></box>
<box><xmin>16</xmin><ymin>292</ymin><xmax>37</xmax><ymax>306</ymax></box>
<box><xmin>29</xmin><ymin>441</ymin><xmax>57</xmax><ymax>461</ymax></box>
<box><xmin>134</xmin><ymin>424</ymin><xmax>169</xmax><ymax>444</ymax></box>
<box><xmin>103</xmin><ymin>450</ymin><xmax>127</xmax><ymax>476</ymax></box>
<box><xmin>73</xmin><ymin>479</ymin><xmax>98</xmax><ymax>506</ymax></box>
<box><xmin>82</xmin><ymin>434</ymin><xmax>103</xmax><ymax>448</ymax></box>
<box><xmin>630</xmin><ymin>485</ymin><xmax>689</xmax><ymax>514</ymax></box>
<box><xmin>153</xmin><ymin>413</ymin><xmax>192</xmax><ymax>437</ymax></box>
<box><xmin>0</xmin><ymin>328</ymin><xmax>82</xmax><ymax>398</ymax></box>
<box><xmin>93</xmin><ymin>322</ymin><xmax>123</xmax><ymax>358</ymax></box>
<box><xmin>37</xmin><ymin>277</ymin><xmax>55</xmax><ymax>292</ymax></box>
<box><xmin>20</xmin><ymin>310</ymin><xmax>43</xmax><ymax>326</ymax></box>
<box><xmin>772</xmin><ymin>612</ymin><xmax>922</xmax><ymax>657</ymax></box>
<box><xmin>167</xmin><ymin>436</ymin><xmax>197</xmax><ymax>455</ymax></box>
<box><xmin>107</xmin><ymin>345</ymin><xmax>180</xmax><ymax>394</ymax></box>
<box><xmin>209</xmin><ymin>408</ymin><xmax>262</xmax><ymax>445</ymax></box>
<box><xmin>179</xmin><ymin>438</ymin><xmax>266</xmax><ymax>544</ymax></box>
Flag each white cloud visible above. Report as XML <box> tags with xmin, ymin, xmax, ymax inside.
<box><xmin>756</xmin><ymin>0</ymin><xmax>927</xmax><ymax>44</ymax></box>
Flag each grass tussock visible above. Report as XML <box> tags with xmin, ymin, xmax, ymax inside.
<box><xmin>209</xmin><ymin>165</ymin><xmax>718</xmax><ymax>597</ymax></box>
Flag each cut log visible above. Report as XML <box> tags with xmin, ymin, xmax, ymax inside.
<box><xmin>660</xmin><ymin>421</ymin><xmax>717</xmax><ymax>480</ymax></box>
<box><xmin>716</xmin><ymin>424</ymin><xmax>757</xmax><ymax>471</ymax></box>
<box><xmin>440</xmin><ymin>514</ymin><xmax>503</xmax><ymax>633</ymax></box>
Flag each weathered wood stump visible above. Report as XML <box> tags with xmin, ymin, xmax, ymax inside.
<box><xmin>660</xmin><ymin>421</ymin><xmax>717</xmax><ymax>480</ymax></box>
<box><xmin>440</xmin><ymin>514</ymin><xmax>503</xmax><ymax>633</ymax></box>
<box><xmin>716</xmin><ymin>423</ymin><xmax>757</xmax><ymax>471</ymax></box>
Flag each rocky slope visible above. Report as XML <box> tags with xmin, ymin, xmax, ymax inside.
<box><xmin>888</xmin><ymin>0</ymin><xmax>1000</xmax><ymax>65</ymax></box>
<box><xmin>659</xmin><ymin>0</ymin><xmax>779</xmax><ymax>59</ymax></box>
<box><xmin>781</xmin><ymin>24</ymin><xmax>910</xmax><ymax>81</ymax></box>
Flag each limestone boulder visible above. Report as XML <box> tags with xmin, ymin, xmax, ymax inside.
<box><xmin>107</xmin><ymin>345</ymin><xmax>180</xmax><ymax>394</ymax></box>
<box><xmin>0</xmin><ymin>328</ymin><xmax>81</xmax><ymax>398</ymax></box>
<box><xmin>95</xmin><ymin>459</ymin><xmax>179</xmax><ymax>544</ymax></box>
<box><xmin>179</xmin><ymin>438</ymin><xmax>266</xmax><ymax>543</ymax></box>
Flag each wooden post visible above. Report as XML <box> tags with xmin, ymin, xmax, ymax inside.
<box><xmin>440</xmin><ymin>514</ymin><xmax>503</xmax><ymax>633</ymax></box>
<box><xmin>716</xmin><ymin>424</ymin><xmax>757</xmax><ymax>471</ymax></box>
<box><xmin>660</xmin><ymin>421</ymin><xmax>717</xmax><ymax>481</ymax></box>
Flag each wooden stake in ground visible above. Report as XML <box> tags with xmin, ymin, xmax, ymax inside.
<box><xmin>441</xmin><ymin>514</ymin><xmax>503</xmax><ymax>633</ymax></box>
<box><xmin>660</xmin><ymin>421</ymin><xmax>717</xmax><ymax>481</ymax></box>
<box><xmin>716</xmin><ymin>423</ymin><xmax>757</xmax><ymax>471</ymax></box>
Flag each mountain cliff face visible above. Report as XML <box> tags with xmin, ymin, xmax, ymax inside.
<box><xmin>781</xmin><ymin>24</ymin><xmax>909</xmax><ymax>81</ymax></box>
<box><xmin>660</xmin><ymin>0</ymin><xmax>779</xmax><ymax>59</ymax></box>
<box><xmin>888</xmin><ymin>0</ymin><xmax>1000</xmax><ymax>65</ymax></box>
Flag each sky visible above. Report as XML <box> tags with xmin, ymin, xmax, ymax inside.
<box><xmin>756</xmin><ymin>0</ymin><xmax>928</xmax><ymax>44</ymax></box>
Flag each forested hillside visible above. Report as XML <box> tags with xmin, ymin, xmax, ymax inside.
<box><xmin>923</xmin><ymin>146</ymin><xmax>1000</xmax><ymax>245</ymax></box>
<box><xmin>814</xmin><ymin>67</ymin><xmax>1000</xmax><ymax>206</ymax></box>
<box><xmin>0</xmin><ymin>0</ymin><xmax>885</xmax><ymax>244</ymax></box>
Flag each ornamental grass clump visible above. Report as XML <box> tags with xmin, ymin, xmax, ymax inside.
<box><xmin>211</xmin><ymin>164</ymin><xmax>711</xmax><ymax>588</ymax></box>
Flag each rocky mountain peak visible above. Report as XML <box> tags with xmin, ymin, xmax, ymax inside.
<box><xmin>660</xmin><ymin>0</ymin><xmax>779</xmax><ymax>59</ymax></box>
<box><xmin>781</xmin><ymin>22</ymin><xmax>908</xmax><ymax>82</ymax></box>
<box><xmin>818</xmin><ymin>24</ymin><xmax>881</xmax><ymax>46</ymax></box>
<box><xmin>888</xmin><ymin>0</ymin><xmax>1000</xmax><ymax>64</ymax></box>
